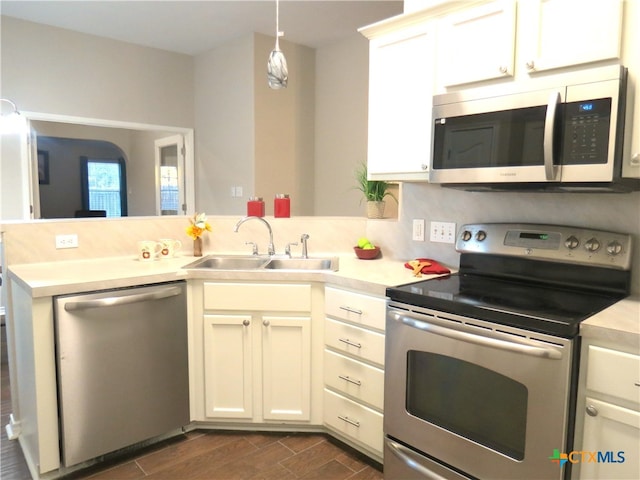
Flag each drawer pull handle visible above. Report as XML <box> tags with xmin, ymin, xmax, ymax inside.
<box><xmin>339</xmin><ymin>305</ymin><xmax>363</xmax><ymax>315</ymax></box>
<box><xmin>338</xmin><ymin>415</ymin><xmax>360</xmax><ymax>427</ymax></box>
<box><xmin>635</xmin><ymin>382</ymin><xmax>640</xmax><ymax>387</ymax></box>
<box><xmin>338</xmin><ymin>375</ymin><xmax>362</xmax><ymax>386</ymax></box>
<box><xmin>338</xmin><ymin>338</ymin><xmax>362</xmax><ymax>349</ymax></box>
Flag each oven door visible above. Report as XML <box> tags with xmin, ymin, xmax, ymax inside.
<box><xmin>385</xmin><ymin>305</ymin><xmax>576</xmax><ymax>480</ymax></box>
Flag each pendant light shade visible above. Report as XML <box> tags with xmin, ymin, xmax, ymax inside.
<box><xmin>267</xmin><ymin>0</ymin><xmax>288</xmax><ymax>89</ymax></box>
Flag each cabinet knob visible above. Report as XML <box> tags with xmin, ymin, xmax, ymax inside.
<box><xmin>586</xmin><ymin>405</ymin><xmax>598</xmax><ymax>417</ymax></box>
<box><xmin>242</xmin><ymin>319</ymin><xmax>250</xmax><ymax>327</ymax></box>
<box><xmin>526</xmin><ymin>61</ymin><xmax>536</xmax><ymax>71</ymax></box>
<box><xmin>499</xmin><ymin>65</ymin><xmax>508</xmax><ymax>74</ymax></box>
<box><xmin>263</xmin><ymin>319</ymin><xmax>270</xmax><ymax>327</ymax></box>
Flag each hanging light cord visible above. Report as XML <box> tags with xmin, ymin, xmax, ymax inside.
<box><xmin>275</xmin><ymin>0</ymin><xmax>283</xmax><ymax>47</ymax></box>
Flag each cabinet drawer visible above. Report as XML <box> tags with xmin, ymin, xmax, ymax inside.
<box><xmin>586</xmin><ymin>346</ymin><xmax>640</xmax><ymax>405</ymax></box>
<box><xmin>325</xmin><ymin>287</ymin><xmax>386</xmax><ymax>331</ymax></box>
<box><xmin>204</xmin><ymin>283</ymin><xmax>311</xmax><ymax>312</ymax></box>
<box><xmin>324</xmin><ymin>349</ymin><xmax>384</xmax><ymax>410</ymax></box>
<box><xmin>324</xmin><ymin>318</ymin><xmax>385</xmax><ymax>366</ymax></box>
<box><xmin>324</xmin><ymin>388</ymin><xmax>383</xmax><ymax>455</ymax></box>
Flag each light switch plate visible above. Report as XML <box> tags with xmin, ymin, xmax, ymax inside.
<box><xmin>412</xmin><ymin>219</ymin><xmax>425</xmax><ymax>241</ymax></box>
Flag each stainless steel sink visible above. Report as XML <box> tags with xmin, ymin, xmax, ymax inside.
<box><xmin>183</xmin><ymin>255</ymin><xmax>270</xmax><ymax>270</ymax></box>
<box><xmin>263</xmin><ymin>257</ymin><xmax>338</xmax><ymax>271</ymax></box>
<box><xmin>183</xmin><ymin>255</ymin><xmax>338</xmax><ymax>271</ymax></box>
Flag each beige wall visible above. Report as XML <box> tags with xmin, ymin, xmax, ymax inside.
<box><xmin>314</xmin><ymin>34</ymin><xmax>372</xmax><ymax>217</ymax></box>
<box><xmin>0</xmin><ymin>16</ymin><xmax>194</xmax><ymax>127</ymax></box>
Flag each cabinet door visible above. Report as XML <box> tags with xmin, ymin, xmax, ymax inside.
<box><xmin>437</xmin><ymin>0</ymin><xmax>516</xmax><ymax>87</ymax></box>
<box><xmin>367</xmin><ymin>22</ymin><xmax>434</xmax><ymax>181</ymax></box>
<box><xmin>261</xmin><ymin>316</ymin><xmax>311</xmax><ymax>421</ymax></box>
<box><xmin>203</xmin><ymin>314</ymin><xmax>253</xmax><ymax>419</ymax></box>
<box><xmin>580</xmin><ymin>398</ymin><xmax>640</xmax><ymax>480</ymax></box>
<box><xmin>520</xmin><ymin>0</ymin><xmax>623</xmax><ymax>74</ymax></box>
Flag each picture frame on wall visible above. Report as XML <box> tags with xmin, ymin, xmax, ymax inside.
<box><xmin>38</xmin><ymin>150</ymin><xmax>49</xmax><ymax>185</ymax></box>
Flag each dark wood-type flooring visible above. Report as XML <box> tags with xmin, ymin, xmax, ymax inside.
<box><xmin>1</xmin><ymin>325</ymin><xmax>383</xmax><ymax>480</ymax></box>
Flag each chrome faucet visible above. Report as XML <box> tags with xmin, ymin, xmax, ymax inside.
<box><xmin>300</xmin><ymin>233</ymin><xmax>310</xmax><ymax>259</ymax></box>
<box><xmin>233</xmin><ymin>216</ymin><xmax>275</xmax><ymax>256</ymax></box>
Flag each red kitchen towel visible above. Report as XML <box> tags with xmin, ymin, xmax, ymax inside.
<box><xmin>404</xmin><ymin>258</ymin><xmax>451</xmax><ymax>275</ymax></box>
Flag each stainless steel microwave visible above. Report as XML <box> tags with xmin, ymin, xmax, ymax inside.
<box><xmin>430</xmin><ymin>65</ymin><xmax>639</xmax><ymax>192</ymax></box>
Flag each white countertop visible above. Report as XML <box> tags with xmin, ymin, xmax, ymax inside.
<box><xmin>580</xmin><ymin>295</ymin><xmax>640</xmax><ymax>349</ymax></box>
<box><xmin>8</xmin><ymin>254</ymin><xmax>638</xmax><ymax>347</ymax></box>
<box><xmin>7</xmin><ymin>253</ymin><xmax>439</xmax><ymax>299</ymax></box>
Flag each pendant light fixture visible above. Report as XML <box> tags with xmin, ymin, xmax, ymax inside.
<box><xmin>267</xmin><ymin>0</ymin><xmax>288</xmax><ymax>89</ymax></box>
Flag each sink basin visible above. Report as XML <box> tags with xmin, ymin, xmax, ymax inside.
<box><xmin>263</xmin><ymin>257</ymin><xmax>338</xmax><ymax>271</ymax></box>
<box><xmin>183</xmin><ymin>255</ymin><xmax>338</xmax><ymax>271</ymax></box>
<box><xmin>183</xmin><ymin>255</ymin><xmax>270</xmax><ymax>270</ymax></box>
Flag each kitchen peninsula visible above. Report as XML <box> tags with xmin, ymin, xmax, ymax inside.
<box><xmin>2</xmin><ymin>215</ymin><xmax>429</xmax><ymax>479</ymax></box>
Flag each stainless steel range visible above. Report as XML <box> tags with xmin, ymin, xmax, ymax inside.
<box><xmin>384</xmin><ymin>223</ymin><xmax>632</xmax><ymax>480</ymax></box>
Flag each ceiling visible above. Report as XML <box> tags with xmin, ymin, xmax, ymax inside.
<box><xmin>0</xmin><ymin>1</ymin><xmax>404</xmax><ymax>55</ymax></box>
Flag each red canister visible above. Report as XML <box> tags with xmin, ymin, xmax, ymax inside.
<box><xmin>247</xmin><ymin>197</ymin><xmax>265</xmax><ymax>217</ymax></box>
<box><xmin>274</xmin><ymin>194</ymin><xmax>290</xmax><ymax>218</ymax></box>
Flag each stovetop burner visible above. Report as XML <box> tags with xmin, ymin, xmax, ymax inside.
<box><xmin>387</xmin><ymin>223</ymin><xmax>632</xmax><ymax>338</ymax></box>
<box><xmin>388</xmin><ymin>273</ymin><xmax>625</xmax><ymax>337</ymax></box>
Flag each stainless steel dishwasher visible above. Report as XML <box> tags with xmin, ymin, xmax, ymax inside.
<box><xmin>54</xmin><ymin>281</ymin><xmax>189</xmax><ymax>467</ymax></box>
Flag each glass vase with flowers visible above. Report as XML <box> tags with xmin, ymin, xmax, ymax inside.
<box><xmin>186</xmin><ymin>212</ymin><xmax>212</xmax><ymax>256</ymax></box>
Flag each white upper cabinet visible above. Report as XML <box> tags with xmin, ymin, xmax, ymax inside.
<box><xmin>437</xmin><ymin>0</ymin><xmax>517</xmax><ymax>87</ymax></box>
<box><xmin>363</xmin><ymin>20</ymin><xmax>435</xmax><ymax>181</ymax></box>
<box><xmin>519</xmin><ymin>0</ymin><xmax>623</xmax><ymax>74</ymax></box>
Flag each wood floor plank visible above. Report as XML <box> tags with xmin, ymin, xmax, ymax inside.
<box><xmin>205</xmin><ymin>441</ymin><xmax>294</xmax><ymax>479</ymax></box>
<box><xmin>280</xmin><ymin>439</ymin><xmax>347</xmax><ymax>476</ymax></box>
<box><xmin>278</xmin><ymin>433</ymin><xmax>327</xmax><ymax>454</ymax></box>
<box><xmin>144</xmin><ymin>437</ymin><xmax>257</xmax><ymax>480</ymax></box>
<box><xmin>135</xmin><ymin>431</ymin><xmax>240</xmax><ymax>475</ymax></box>
<box><xmin>298</xmin><ymin>459</ymin><xmax>354</xmax><ymax>480</ymax></box>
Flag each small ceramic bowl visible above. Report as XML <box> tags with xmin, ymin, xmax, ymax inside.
<box><xmin>354</xmin><ymin>246</ymin><xmax>381</xmax><ymax>260</ymax></box>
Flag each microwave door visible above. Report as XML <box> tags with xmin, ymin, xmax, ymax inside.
<box><xmin>430</xmin><ymin>89</ymin><xmax>565</xmax><ymax>184</ymax></box>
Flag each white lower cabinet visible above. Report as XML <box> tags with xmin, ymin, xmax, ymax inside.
<box><xmin>575</xmin><ymin>343</ymin><xmax>640</xmax><ymax>479</ymax></box>
<box><xmin>323</xmin><ymin>286</ymin><xmax>386</xmax><ymax>461</ymax></box>
<box><xmin>324</xmin><ymin>389</ymin><xmax>384</xmax><ymax>454</ymax></box>
<box><xmin>580</xmin><ymin>398</ymin><xmax>640</xmax><ymax>480</ymax></box>
<box><xmin>200</xmin><ymin>282</ymin><xmax>313</xmax><ymax>424</ymax></box>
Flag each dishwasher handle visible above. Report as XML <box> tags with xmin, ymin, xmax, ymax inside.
<box><xmin>64</xmin><ymin>285</ymin><xmax>183</xmax><ymax>311</ymax></box>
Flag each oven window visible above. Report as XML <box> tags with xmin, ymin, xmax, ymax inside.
<box><xmin>407</xmin><ymin>351</ymin><xmax>528</xmax><ymax>460</ymax></box>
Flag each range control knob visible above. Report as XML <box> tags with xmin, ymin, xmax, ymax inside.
<box><xmin>462</xmin><ymin>230</ymin><xmax>473</xmax><ymax>241</ymax></box>
<box><xmin>584</xmin><ymin>237</ymin><xmax>601</xmax><ymax>253</ymax></box>
<box><xmin>606</xmin><ymin>241</ymin><xmax>623</xmax><ymax>256</ymax></box>
<box><xmin>475</xmin><ymin>230</ymin><xmax>487</xmax><ymax>241</ymax></box>
<box><xmin>564</xmin><ymin>235</ymin><xmax>580</xmax><ymax>249</ymax></box>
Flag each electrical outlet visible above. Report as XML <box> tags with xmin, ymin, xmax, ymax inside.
<box><xmin>55</xmin><ymin>234</ymin><xmax>78</xmax><ymax>249</ymax></box>
<box><xmin>412</xmin><ymin>219</ymin><xmax>425</xmax><ymax>241</ymax></box>
<box><xmin>430</xmin><ymin>221</ymin><xmax>456</xmax><ymax>244</ymax></box>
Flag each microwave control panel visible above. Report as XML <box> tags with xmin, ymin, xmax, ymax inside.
<box><xmin>563</xmin><ymin>98</ymin><xmax>611</xmax><ymax>165</ymax></box>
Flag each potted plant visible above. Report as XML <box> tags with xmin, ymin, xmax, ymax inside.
<box><xmin>355</xmin><ymin>163</ymin><xmax>397</xmax><ymax>219</ymax></box>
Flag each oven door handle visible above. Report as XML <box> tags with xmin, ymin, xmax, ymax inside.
<box><xmin>392</xmin><ymin>312</ymin><xmax>562</xmax><ymax>359</ymax></box>
<box><xmin>385</xmin><ymin>438</ymin><xmax>453</xmax><ymax>480</ymax></box>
